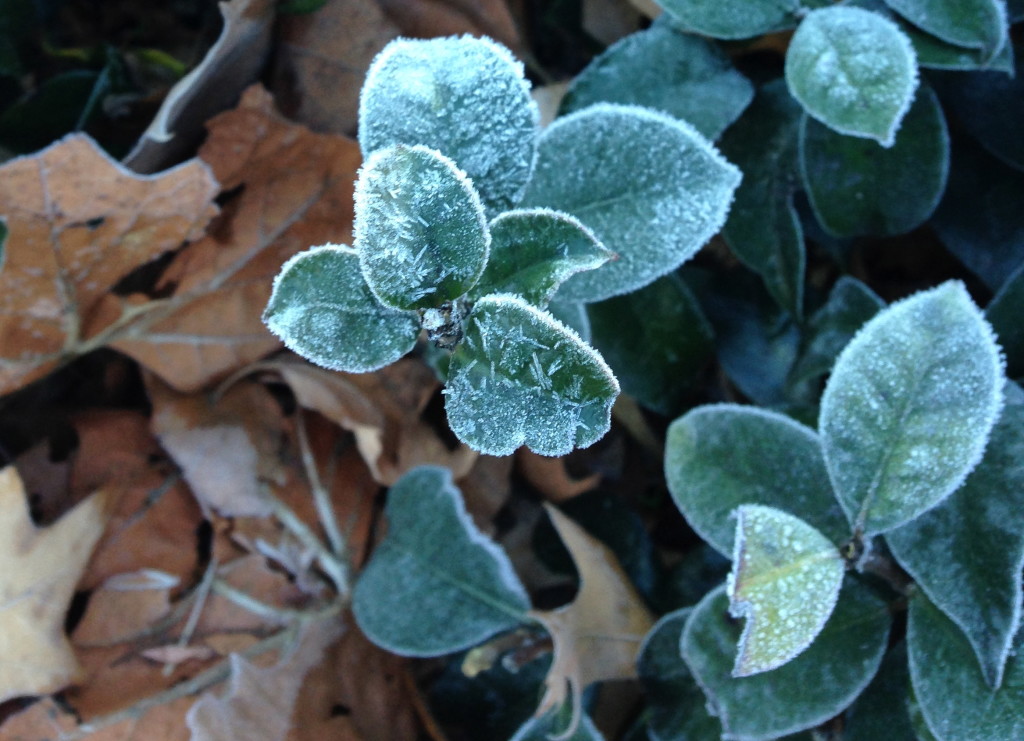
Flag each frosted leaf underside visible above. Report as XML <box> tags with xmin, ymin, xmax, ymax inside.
<box><xmin>522</xmin><ymin>103</ymin><xmax>741</xmax><ymax>303</ymax></box>
<box><xmin>355</xmin><ymin>145</ymin><xmax>489</xmax><ymax>310</ymax></box>
<box><xmin>358</xmin><ymin>35</ymin><xmax>538</xmax><ymax>213</ymax></box>
<box><xmin>352</xmin><ymin>466</ymin><xmax>530</xmax><ymax>656</ymax></box>
<box><xmin>785</xmin><ymin>6</ymin><xmax>918</xmax><ymax>146</ymax></box>
<box><xmin>445</xmin><ymin>294</ymin><xmax>619</xmax><ymax>456</ymax></box>
<box><xmin>263</xmin><ymin>245</ymin><xmax>418</xmax><ymax>373</ymax></box>
<box><xmin>728</xmin><ymin>505</ymin><xmax>844</xmax><ymax>677</ymax></box>
<box><xmin>471</xmin><ymin>208</ymin><xmax>612</xmax><ymax>307</ymax></box>
<box><xmin>819</xmin><ymin>281</ymin><xmax>1005</xmax><ymax>535</ymax></box>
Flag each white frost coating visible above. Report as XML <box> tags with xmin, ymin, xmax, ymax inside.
<box><xmin>522</xmin><ymin>102</ymin><xmax>741</xmax><ymax>303</ymax></box>
<box><xmin>727</xmin><ymin>504</ymin><xmax>844</xmax><ymax>677</ymax></box>
<box><xmin>786</xmin><ymin>7</ymin><xmax>919</xmax><ymax>147</ymax></box>
<box><xmin>359</xmin><ymin>35</ymin><xmax>539</xmax><ymax>212</ymax></box>
<box><xmin>819</xmin><ymin>280</ymin><xmax>1005</xmax><ymax>535</ymax></box>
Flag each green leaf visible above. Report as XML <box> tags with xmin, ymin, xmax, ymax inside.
<box><xmin>790</xmin><ymin>277</ymin><xmax>885</xmax><ymax>386</ymax></box>
<box><xmin>471</xmin><ymin>209</ymin><xmax>612</xmax><ymax>308</ymax></box>
<box><xmin>547</xmin><ymin>299</ymin><xmax>591</xmax><ymax>343</ymax></box>
<box><xmin>882</xmin><ymin>0</ymin><xmax>1007</xmax><ymax>61</ymax></box>
<box><xmin>637</xmin><ymin>609</ymin><xmax>723</xmax><ymax>741</ymax></box>
<box><xmin>930</xmin><ymin>136</ymin><xmax>1024</xmax><ymax>291</ymax></box>
<box><xmin>987</xmin><ymin>263</ymin><xmax>1024</xmax><ymax>378</ymax></box>
<box><xmin>446</xmin><ymin>295</ymin><xmax>619</xmax><ymax>456</ymax></box>
<box><xmin>720</xmin><ymin>81</ymin><xmax>806</xmax><ymax>318</ymax></box>
<box><xmin>909</xmin><ymin>590</ymin><xmax>1024</xmax><ymax>741</ymax></box>
<box><xmin>799</xmin><ymin>83</ymin><xmax>949</xmax><ymax>237</ymax></box>
<box><xmin>892</xmin><ymin>7</ymin><xmax>1014</xmax><ymax>73</ymax></box>
<box><xmin>263</xmin><ymin>245</ymin><xmax>419</xmax><ymax>373</ymax></box>
<box><xmin>785</xmin><ymin>7</ymin><xmax>918</xmax><ymax>146</ymax></box>
<box><xmin>886</xmin><ymin>392</ymin><xmax>1024</xmax><ymax>688</ymax></box>
<box><xmin>819</xmin><ymin>281</ymin><xmax>1005</xmax><ymax>534</ymax></box>
<box><xmin>844</xmin><ymin>643</ymin><xmax>916</xmax><ymax>741</ymax></box>
<box><xmin>352</xmin><ymin>466</ymin><xmax>530</xmax><ymax>656</ymax></box>
<box><xmin>358</xmin><ymin>36</ymin><xmax>538</xmax><ymax>213</ymax></box>
<box><xmin>354</xmin><ymin>145</ymin><xmax>489</xmax><ymax>310</ymax></box>
<box><xmin>587</xmin><ymin>274</ymin><xmax>713</xmax><ymax>416</ymax></box>
<box><xmin>728</xmin><ymin>505</ymin><xmax>845</xmax><ymax>677</ymax></box>
<box><xmin>682</xmin><ymin>580</ymin><xmax>890</xmax><ymax>740</ymax></box>
<box><xmin>665</xmin><ymin>405</ymin><xmax>849</xmax><ymax>557</ymax></box>
<box><xmin>559</xmin><ymin>19</ymin><xmax>753</xmax><ymax>140</ymax></box>
<box><xmin>522</xmin><ymin>104</ymin><xmax>741</xmax><ymax>303</ymax></box>
<box><xmin>656</xmin><ymin>0</ymin><xmax>822</xmax><ymax>40</ymax></box>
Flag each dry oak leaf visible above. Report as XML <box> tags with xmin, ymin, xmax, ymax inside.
<box><xmin>100</xmin><ymin>84</ymin><xmax>362</xmax><ymax>393</ymax></box>
<box><xmin>530</xmin><ymin>505</ymin><xmax>655</xmax><ymax>737</ymax></box>
<box><xmin>0</xmin><ymin>466</ymin><xmax>108</xmax><ymax>703</ymax></box>
<box><xmin>0</xmin><ymin>134</ymin><xmax>219</xmax><ymax>395</ymax></box>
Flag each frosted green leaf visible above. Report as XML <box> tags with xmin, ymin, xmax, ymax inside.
<box><xmin>445</xmin><ymin>295</ymin><xmax>619</xmax><ymax>456</ymax></box>
<box><xmin>682</xmin><ymin>581</ymin><xmax>889</xmax><ymax>740</ymax></box>
<box><xmin>882</xmin><ymin>0</ymin><xmax>1007</xmax><ymax>62</ymax></box>
<box><xmin>665</xmin><ymin>404</ymin><xmax>849</xmax><ymax>557</ymax></box>
<box><xmin>909</xmin><ymin>590</ymin><xmax>1024</xmax><ymax>741</ymax></box>
<box><xmin>886</xmin><ymin>392</ymin><xmax>1024</xmax><ymax>688</ymax></box>
<box><xmin>358</xmin><ymin>35</ymin><xmax>538</xmax><ymax>213</ymax></box>
<box><xmin>893</xmin><ymin>8</ymin><xmax>1014</xmax><ymax>73</ymax></box>
<box><xmin>521</xmin><ymin>103</ymin><xmax>741</xmax><ymax>303</ymax></box>
<box><xmin>470</xmin><ymin>209</ymin><xmax>612</xmax><ymax>308</ymax></box>
<box><xmin>720</xmin><ymin>81</ymin><xmax>805</xmax><ymax>318</ymax></box>
<box><xmin>790</xmin><ymin>277</ymin><xmax>885</xmax><ymax>386</ymax></box>
<box><xmin>587</xmin><ymin>274</ymin><xmax>713</xmax><ymax>416</ymax></box>
<box><xmin>727</xmin><ymin>505</ymin><xmax>844</xmax><ymax>677</ymax></box>
<box><xmin>559</xmin><ymin>19</ymin><xmax>754</xmax><ymax>140</ymax></box>
<box><xmin>657</xmin><ymin>0</ymin><xmax>826</xmax><ymax>40</ymax></box>
<box><xmin>263</xmin><ymin>245</ymin><xmax>418</xmax><ymax>373</ymax></box>
<box><xmin>354</xmin><ymin>145</ymin><xmax>489</xmax><ymax>310</ymax></box>
<box><xmin>637</xmin><ymin>609</ymin><xmax>723</xmax><ymax>741</ymax></box>
<box><xmin>799</xmin><ymin>84</ymin><xmax>949</xmax><ymax>237</ymax></box>
<box><xmin>352</xmin><ymin>466</ymin><xmax>530</xmax><ymax>656</ymax></box>
<box><xmin>819</xmin><ymin>281</ymin><xmax>1005</xmax><ymax>535</ymax></box>
<box><xmin>987</xmin><ymin>263</ymin><xmax>1024</xmax><ymax>378</ymax></box>
<box><xmin>785</xmin><ymin>7</ymin><xmax>918</xmax><ymax>146</ymax></box>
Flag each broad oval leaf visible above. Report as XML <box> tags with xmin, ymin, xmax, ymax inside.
<box><xmin>522</xmin><ymin>103</ymin><xmax>741</xmax><ymax>303</ymax></box>
<box><xmin>727</xmin><ymin>505</ymin><xmax>844</xmax><ymax>677</ymax></box>
<box><xmin>799</xmin><ymin>83</ymin><xmax>949</xmax><ymax>238</ymax></box>
<box><xmin>665</xmin><ymin>404</ymin><xmax>849</xmax><ymax>557</ymax></box>
<box><xmin>883</xmin><ymin>0</ymin><xmax>1007</xmax><ymax>61</ymax></box>
<box><xmin>682</xmin><ymin>580</ymin><xmax>889</xmax><ymax>740</ymax></box>
<box><xmin>359</xmin><ymin>36</ymin><xmax>538</xmax><ymax>212</ymax></box>
<box><xmin>820</xmin><ymin>281</ymin><xmax>1005</xmax><ymax>534</ymax></box>
<box><xmin>446</xmin><ymin>294</ymin><xmax>619</xmax><ymax>456</ymax></box>
<box><xmin>352</xmin><ymin>466</ymin><xmax>530</xmax><ymax>656</ymax></box>
<box><xmin>559</xmin><ymin>19</ymin><xmax>754</xmax><ymax>140</ymax></box>
<box><xmin>909</xmin><ymin>590</ymin><xmax>1024</xmax><ymax>741</ymax></box>
<box><xmin>657</xmin><ymin>0</ymin><xmax>815</xmax><ymax>40</ymax></box>
<box><xmin>263</xmin><ymin>245</ymin><xmax>419</xmax><ymax>373</ymax></box>
<box><xmin>886</xmin><ymin>392</ymin><xmax>1024</xmax><ymax>688</ymax></box>
<box><xmin>785</xmin><ymin>7</ymin><xmax>918</xmax><ymax>146</ymax></box>
<box><xmin>354</xmin><ymin>145</ymin><xmax>489</xmax><ymax>310</ymax></box>
<box><xmin>470</xmin><ymin>208</ymin><xmax>612</xmax><ymax>307</ymax></box>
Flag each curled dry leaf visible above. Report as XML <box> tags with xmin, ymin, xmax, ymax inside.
<box><xmin>0</xmin><ymin>134</ymin><xmax>219</xmax><ymax>396</ymax></box>
<box><xmin>517</xmin><ymin>449</ymin><xmax>601</xmax><ymax>503</ymax></box>
<box><xmin>0</xmin><ymin>467</ymin><xmax>109</xmax><ymax>703</ymax></box>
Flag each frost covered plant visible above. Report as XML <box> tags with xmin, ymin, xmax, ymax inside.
<box><xmin>264</xmin><ymin>34</ymin><xmax>740</xmax><ymax>456</ymax></box>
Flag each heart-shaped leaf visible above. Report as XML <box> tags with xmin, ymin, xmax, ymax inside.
<box><xmin>470</xmin><ymin>209</ymin><xmax>612</xmax><ymax>307</ymax></box>
<box><xmin>786</xmin><ymin>7</ymin><xmax>918</xmax><ymax>146</ymax></box>
<box><xmin>359</xmin><ymin>36</ymin><xmax>538</xmax><ymax>213</ymax></box>
<box><xmin>352</xmin><ymin>466</ymin><xmax>530</xmax><ymax>656</ymax></box>
<box><xmin>445</xmin><ymin>295</ymin><xmax>619</xmax><ymax>456</ymax></box>
<box><xmin>522</xmin><ymin>103</ymin><xmax>741</xmax><ymax>303</ymax></box>
<box><xmin>727</xmin><ymin>505</ymin><xmax>845</xmax><ymax>676</ymax></box>
<box><xmin>820</xmin><ymin>281</ymin><xmax>1005</xmax><ymax>534</ymax></box>
<box><xmin>263</xmin><ymin>244</ymin><xmax>419</xmax><ymax>372</ymax></box>
<box><xmin>354</xmin><ymin>145</ymin><xmax>489</xmax><ymax>310</ymax></box>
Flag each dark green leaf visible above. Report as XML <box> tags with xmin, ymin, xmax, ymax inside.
<box><xmin>656</xmin><ymin>0</ymin><xmax>821</xmax><ymax>39</ymax></box>
<box><xmin>844</xmin><ymin>643</ymin><xmax>916</xmax><ymax>741</ymax></box>
<box><xmin>799</xmin><ymin>83</ymin><xmax>949</xmax><ymax>237</ymax></box>
<box><xmin>352</xmin><ymin>466</ymin><xmax>530</xmax><ymax>656</ymax></box>
<box><xmin>987</xmin><ymin>263</ymin><xmax>1024</xmax><ymax>378</ymax></box>
<box><xmin>882</xmin><ymin>0</ymin><xmax>1007</xmax><ymax>61</ymax></box>
<box><xmin>522</xmin><ymin>104</ymin><xmax>741</xmax><ymax>303</ymax></box>
<box><xmin>559</xmin><ymin>19</ymin><xmax>753</xmax><ymax>140</ymax></box>
<box><xmin>263</xmin><ymin>245</ymin><xmax>419</xmax><ymax>373</ymax></box>
<box><xmin>587</xmin><ymin>274</ymin><xmax>713</xmax><ymax>416</ymax></box>
<box><xmin>0</xmin><ymin>71</ymin><xmax>98</xmax><ymax>154</ymax></box>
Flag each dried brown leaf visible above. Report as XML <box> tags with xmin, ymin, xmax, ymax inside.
<box><xmin>517</xmin><ymin>450</ymin><xmax>601</xmax><ymax>503</ymax></box>
<box><xmin>0</xmin><ymin>135</ymin><xmax>218</xmax><ymax>395</ymax></box>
